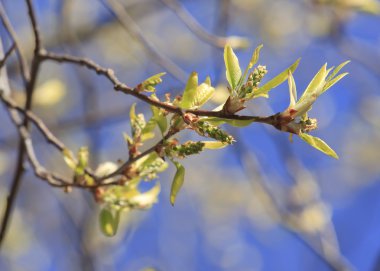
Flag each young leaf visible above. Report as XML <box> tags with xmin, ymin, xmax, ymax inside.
<box><xmin>299</xmin><ymin>133</ymin><xmax>338</xmax><ymax>159</ymax></box>
<box><xmin>202</xmin><ymin>141</ymin><xmax>228</xmax><ymax>149</ymax></box>
<box><xmin>62</xmin><ymin>148</ymin><xmax>76</xmax><ymax>170</ymax></box>
<box><xmin>192</xmin><ymin>83</ymin><xmax>215</xmax><ymax>108</ymax></box>
<box><xmin>224</xmin><ymin>45</ymin><xmax>242</xmax><ymax>90</ymax></box>
<box><xmin>298</xmin><ymin>63</ymin><xmax>328</xmax><ymax>103</ymax></box>
<box><xmin>77</xmin><ymin>146</ymin><xmax>89</xmax><ymax>169</ymax></box>
<box><xmin>323</xmin><ymin>72</ymin><xmax>348</xmax><ymax>93</ymax></box>
<box><xmin>205</xmin><ymin>117</ymin><xmax>255</xmax><ymax>127</ymax></box>
<box><xmin>328</xmin><ymin>61</ymin><xmax>349</xmax><ymax>80</ymax></box>
<box><xmin>239</xmin><ymin>44</ymin><xmax>264</xmax><ymax>88</ymax></box>
<box><xmin>170</xmin><ymin>161</ymin><xmax>185</xmax><ymax>206</ymax></box>
<box><xmin>99</xmin><ymin>208</ymin><xmax>120</xmax><ymax>237</ymax></box>
<box><xmin>288</xmin><ymin>71</ymin><xmax>297</xmax><ymax>107</ymax></box>
<box><xmin>151</xmin><ymin>105</ymin><xmax>167</xmax><ymax>135</ymax></box>
<box><xmin>141</xmin><ymin>117</ymin><xmax>157</xmax><ymax>142</ymax></box>
<box><xmin>141</xmin><ymin>72</ymin><xmax>166</xmax><ymax>92</ymax></box>
<box><xmin>253</xmin><ymin>58</ymin><xmax>300</xmax><ymax>98</ymax></box>
<box><xmin>180</xmin><ymin>72</ymin><xmax>198</xmax><ymax>109</ymax></box>
<box><xmin>129</xmin><ymin>103</ymin><xmax>137</xmax><ymax>124</ymax></box>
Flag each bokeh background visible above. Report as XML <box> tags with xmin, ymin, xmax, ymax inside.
<box><xmin>1</xmin><ymin>0</ymin><xmax>380</xmax><ymax>270</ymax></box>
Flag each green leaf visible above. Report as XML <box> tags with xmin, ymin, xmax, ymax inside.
<box><xmin>288</xmin><ymin>71</ymin><xmax>297</xmax><ymax>107</ymax></box>
<box><xmin>62</xmin><ymin>148</ymin><xmax>76</xmax><ymax>170</ymax></box>
<box><xmin>248</xmin><ymin>44</ymin><xmax>264</xmax><ymax>70</ymax></box>
<box><xmin>75</xmin><ymin>146</ymin><xmax>89</xmax><ymax>175</ymax></box>
<box><xmin>205</xmin><ymin>117</ymin><xmax>255</xmax><ymax>127</ymax></box>
<box><xmin>253</xmin><ymin>58</ymin><xmax>300</xmax><ymax>98</ymax></box>
<box><xmin>180</xmin><ymin>72</ymin><xmax>199</xmax><ymax>109</ymax></box>
<box><xmin>99</xmin><ymin>208</ymin><xmax>120</xmax><ymax>237</ymax></box>
<box><xmin>142</xmin><ymin>72</ymin><xmax>166</xmax><ymax>92</ymax></box>
<box><xmin>323</xmin><ymin>72</ymin><xmax>348</xmax><ymax>93</ymax></box>
<box><xmin>141</xmin><ymin>118</ymin><xmax>156</xmax><ymax>142</ymax></box>
<box><xmin>298</xmin><ymin>63</ymin><xmax>328</xmax><ymax>103</ymax></box>
<box><xmin>136</xmin><ymin>152</ymin><xmax>168</xmax><ymax>178</ymax></box>
<box><xmin>151</xmin><ymin>105</ymin><xmax>167</xmax><ymax>135</ymax></box>
<box><xmin>123</xmin><ymin>132</ymin><xmax>134</xmax><ymax>146</ymax></box>
<box><xmin>299</xmin><ymin>133</ymin><xmax>338</xmax><ymax>159</ymax></box>
<box><xmin>170</xmin><ymin>161</ymin><xmax>185</xmax><ymax>206</ymax></box>
<box><xmin>192</xmin><ymin>83</ymin><xmax>215</xmax><ymax>108</ymax></box>
<box><xmin>77</xmin><ymin>146</ymin><xmax>88</xmax><ymax>168</ymax></box>
<box><xmin>326</xmin><ymin>61</ymin><xmax>349</xmax><ymax>82</ymax></box>
<box><xmin>238</xmin><ymin>44</ymin><xmax>264</xmax><ymax>88</ymax></box>
<box><xmin>202</xmin><ymin>141</ymin><xmax>228</xmax><ymax>149</ymax></box>
<box><xmin>224</xmin><ymin>45</ymin><xmax>242</xmax><ymax>90</ymax></box>
<box><xmin>129</xmin><ymin>103</ymin><xmax>137</xmax><ymax>124</ymax></box>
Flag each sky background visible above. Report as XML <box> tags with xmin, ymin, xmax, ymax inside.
<box><xmin>1</xmin><ymin>0</ymin><xmax>380</xmax><ymax>270</ymax></box>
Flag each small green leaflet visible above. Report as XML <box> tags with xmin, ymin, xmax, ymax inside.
<box><xmin>205</xmin><ymin>117</ymin><xmax>255</xmax><ymax>127</ymax></box>
<box><xmin>252</xmin><ymin>58</ymin><xmax>300</xmax><ymax>99</ymax></box>
<box><xmin>99</xmin><ymin>208</ymin><xmax>120</xmax><ymax>237</ymax></box>
<box><xmin>326</xmin><ymin>61</ymin><xmax>350</xmax><ymax>82</ymax></box>
<box><xmin>299</xmin><ymin>133</ymin><xmax>338</xmax><ymax>159</ymax></box>
<box><xmin>288</xmin><ymin>71</ymin><xmax>297</xmax><ymax>107</ymax></box>
<box><xmin>180</xmin><ymin>72</ymin><xmax>198</xmax><ymax>109</ymax></box>
<box><xmin>323</xmin><ymin>72</ymin><xmax>348</xmax><ymax>93</ymax></box>
<box><xmin>75</xmin><ymin>146</ymin><xmax>89</xmax><ymax>175</ymax></box>
<box><xmin>298</xmin><ymin>63</ymin><xmax>327</xmax><ymax>104</ymax></box>
<box><xmin>62</xmin><ymin>148</ymin><xmax>76</xmax><ymax>170</ymax></box>
<box><xmin>170</xmin><ymin>161</ymin><xmax>185</xmax><ymax>206</ymax></box>
<box><xmin>238</xmin><ymin>44</ymin><xmax>264</xmax><ymax>89</ymax></box>
<box><xmin>151</xmin><ymin>105</ymin><xmax>167</xmax><ymax>135</ymax></box>
<box><xmin>202</xmin><ymin>141</ymin><xmax>228</xmax><ymax>149</ymax></box>
<box><xmin>142</xmin><ymin>72</ymin><xmax>166</xmax><ymax>92</ymax></box>
<box><xmin>180</xmin><ymin>73</ymin><xmax>215</xmax><ymax>109</ymax></box>
<box><xmin>224</xmin><ymin>45</ymin><xmax>242</xmax><ymax>90</ymax></box>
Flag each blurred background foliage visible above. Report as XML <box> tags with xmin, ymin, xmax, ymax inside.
<box><xmin>0</xmin><ymin>0</ymin><xmax>380</xmax><ymax>270</ymax></box>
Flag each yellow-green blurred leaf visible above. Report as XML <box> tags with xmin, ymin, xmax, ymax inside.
<box><xmin>77</xmin><ymin>146</ymin><xmax>89</xmax><ymax>169</ymax></box>
<box><xmin>205</xmin><ymin>117</ymin><xmax>255</xmax><ymax>127</ymax></box>
<box><xmin>202</xmin><ymin>141</ymin><xmax>228</xmax><ymax>149</ymax></box>
<box><xmin>170</xmin><ymin>161</ymin><xmax>185</xmax><ymax>206</ymax></box>
<box><xmin>180</xmin><ymin>72</ymin><xmax>199</xmax><ymax>109</ymax></box>
<box><xmin>62</xmin><ymin>148</ymin><xmax>76</xmax><ymax>170</ymax></box>
<box><xmin>99</xmin><ymin>208</ymin><xmax>120</xmax><ymax>237</ymax></box>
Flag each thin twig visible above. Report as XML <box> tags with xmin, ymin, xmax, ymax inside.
<box><xmin>0</xmin><ymin>0</ymin><xmax>44</xmax><ymax>249</ymax></box>
<box><xmin>0</xmin><ymin>43</ymin><xmax>15</xmax><ymax>68</ymax></box>
<box><xmin>1</xmin><ymin>93</ymin><xmax>65</xmax><ymax>151</ymax></box>
<box><xmin>40</xmin><ymin>51</ymin><xmax>278</xmax><ymax>124</ymax></box>
<box><xmin>0</xmin><ymin>2</ymin><xmax>30</xmax><ymax>84</ymax></box>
